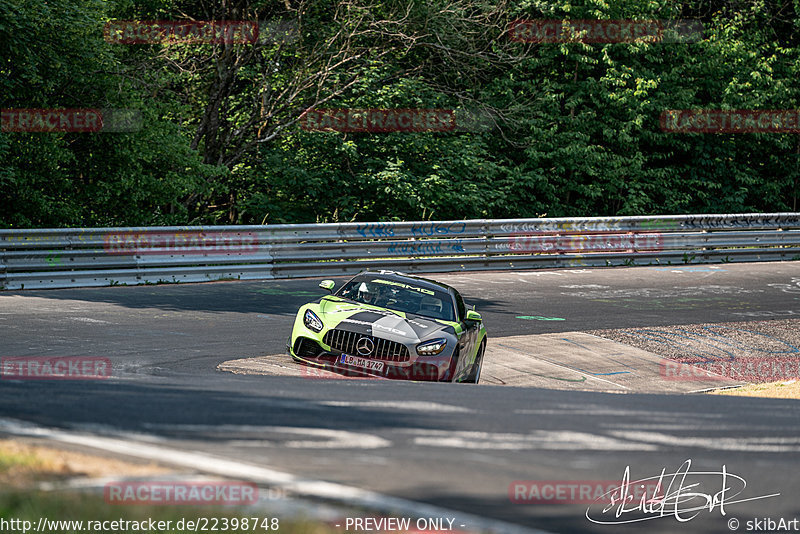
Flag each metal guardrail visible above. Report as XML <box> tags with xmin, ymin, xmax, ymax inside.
<box><xmin>1</xmin><ymin>213</ymin><xmax>799</xmax><ymax>290</ymax></box>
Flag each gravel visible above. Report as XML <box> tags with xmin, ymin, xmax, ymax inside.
<box><xmin>588</xmin><ymin>319</ymin><xmax>800</xmax><ymax>383</ymax></box>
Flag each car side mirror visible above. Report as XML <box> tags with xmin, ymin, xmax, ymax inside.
<box><xmin>319</xmin><ymin>280</ymin><xmax>335</xmax><ymax>292</ymax></box>
<box><xmin>465</xmin><ymin>310</ymin><xmax>482</xmax><ymax>322</ymax></box>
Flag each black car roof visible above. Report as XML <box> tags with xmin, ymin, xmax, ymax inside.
<box><xmin>354</xmin><ymin>270</ymin><xmax>457</xmax><ymax>294</ymax></box>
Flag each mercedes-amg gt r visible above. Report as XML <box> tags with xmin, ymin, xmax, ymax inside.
<box><xmin>287</xmin><ymin>270</ymin><xmax>487</xmax><ymax>382</ymax></box>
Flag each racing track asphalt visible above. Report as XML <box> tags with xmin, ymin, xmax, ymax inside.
<box><xmin>2</xmin><ymin>261</ymin><xmax>800</xmax><ymax>533</ymax></box>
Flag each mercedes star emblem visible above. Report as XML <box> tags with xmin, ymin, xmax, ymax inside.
<box><xmin>356</xmin><ymin>337</ymin><xmax>375</xmax><ymax>356</ymax></box>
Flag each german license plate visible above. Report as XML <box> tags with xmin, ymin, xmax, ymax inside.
<box><xmin>340</xmin><ymin>354</ymin><xmax>385</xmax><ymax>372</ymax></box>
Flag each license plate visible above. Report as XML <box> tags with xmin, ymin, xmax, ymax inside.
<box><xmin>340</xmin><ymin>354</ymin><xmax>385</xmax><ymax>372</ymax></box>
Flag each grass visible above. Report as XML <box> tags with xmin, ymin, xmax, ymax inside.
<box><xmin>0</xmin><ymin>440</ymin><xmax>337</xmax><ymax>534</ymax></box>
<box><xmin>0</xmin><ymin>442</ymin><xmax>41</xmax><ymax>480</ymax></box>
<box><xmin>710</xmin><ymin>379</ymin><xmax>800</xmax><ymax>399</ymax></box>
<box><xmin>0</xmin><ymin>440</ymin><xmax>168</xmax><ymax>488</ymax></box>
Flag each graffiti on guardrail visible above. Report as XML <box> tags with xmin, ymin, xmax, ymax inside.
<box><xmin>411</xmin><ymin>222</ymin><xmax>466</xmax><ymax>237</ymax></box>
<box><xmin>681</xmin><ymin>214</ymin><xmax>798</xmax><ymax>229</ymax></box>
<box><xmin>386</xmin><ymin>240</ymin><xmax>465</xmax><ymax>255</ymax></box>
<box><xmin>498</xmin><ymin>218</ymin><xmax>681</xmax><ymax>234</ymax></box>
<box><xmin>355</xmin><ymin>223</ymin><xmax>395</xmax><ymax>239</ymax></box>
<box><xmin>498</xmin><ymin>220</ymin><xmax>624</xmax><ymax>234</ymax></box>
<box><xmin>504</xmin><ymin>233</ymin><xmax>663</xmax><ymax>253</ymax></box>
<box><xmin>104</xmin><ymin>231</ymin><xmax>259</xmax><ymax>255</ymax></box>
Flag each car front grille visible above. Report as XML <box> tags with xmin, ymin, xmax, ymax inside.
<box><xmin>323</xmin><ymin>329</ymin><xmax>410</xmax><ymax>362</ymax></box>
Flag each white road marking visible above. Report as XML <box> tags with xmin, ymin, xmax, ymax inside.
<box><xmin>404</xmin><ymin>429</ymin><xmax>658</xmax><ymax>451</ymax></box>
<box><xmin>513</xmin><ymin>407</ymin><xmax>714</xmax><ymax>418</ymax></box>
<box><xmin>70</xmin><ymin>317</ymin><xmax>111</xmax><ymax>324</ymax></box>
<box><xmin>0</xmin><ymin>418</ymin><xmax>549</xmax><ymax>534</ymax></box>
<box><xmin>141</xmin><ymin>424</ymin><xmax>391</xmax><ymax>449</ymax></box>
<box><xmin>320</xmin><ymin>400</ymin><xmax>472</xmax><ymax>413</ymax></box>
<box><xmin>609</xmin><ymin>431</ymin><xmax>800</xmax><ymax>452</ymax></box>
<box><xmin>603</xmin><ymin>423</ymin><xmax>778</xmax><ymax>431</ymax></box>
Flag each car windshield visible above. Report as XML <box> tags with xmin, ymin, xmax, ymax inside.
<box><xmin>337</xmin><ymin>276</ymin><xmax>456</xmax><ymax>321</ymax></box>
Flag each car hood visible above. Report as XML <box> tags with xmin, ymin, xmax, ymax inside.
<box><xmin>317</xmin><ymin>296</ymin><xmax>455</xmax><ymax>344</ymax></box>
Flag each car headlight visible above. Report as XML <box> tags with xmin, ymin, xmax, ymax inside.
<box><xmin>416</xmin><ymin>338</ymin><xmax>447</xmax><ymax>356</ymax></box>
<box><xmin>303</xmin><ymin>309</ymin><xmax>323</xmax><ymax>332</ymax></box>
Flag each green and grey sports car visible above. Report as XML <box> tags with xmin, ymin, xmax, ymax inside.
<box><xmin>287</xmin><ymin>270</ymin><xmax>487</xmax><ymax>383</ymax></box>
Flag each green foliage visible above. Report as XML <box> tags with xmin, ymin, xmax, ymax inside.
<box><xmin>0</xmin><ymin>0</ymin><xmax>224</xmax><ymax>227</ymax></box>
<box><xmin>2</xmin><ymin>0</ymin><xmax>800</xmax><ymax>227</ymax></box>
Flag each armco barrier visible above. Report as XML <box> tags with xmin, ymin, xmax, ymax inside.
<box><xmin>1</xmin><ymin>213</ymin><xmax>799</xmax><ymax>289</ymax></box>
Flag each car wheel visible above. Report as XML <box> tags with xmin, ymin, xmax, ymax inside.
<box><xmin>464</xmin><ymin>339</ymin><xmax>486</xmax><ymax>384</ymax></box>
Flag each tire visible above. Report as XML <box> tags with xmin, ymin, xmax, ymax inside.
<box><xmin>464</xmin><ymin>339</ymin><xmax>486</xmax><ymax>384</ymax></box>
